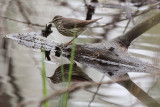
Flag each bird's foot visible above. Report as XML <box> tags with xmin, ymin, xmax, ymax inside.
<box><xmin>64</xmin><ymin>39</ymin><xmax>74</xmax><ymax>47</ymax></box>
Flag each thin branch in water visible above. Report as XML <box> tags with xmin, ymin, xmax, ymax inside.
<box><xmin>83</xmin><ymin>0</ymin><xmax>88</xmax><ymax>6</ymax></box>
<box><xmin>124</xmin><ymin>0</ymin><xmax>135</xmax><ymax>24</ymax></box>
<box><xmin>15</xmin><ymin>0</ymin><xmax>31</xmax><ymax>23</ymax></box>
<box><xmin>123</xmin><ymin>19</ymin><xmax>131</xmax><ymax>33</ymax></box>
<box><xmin>0</xmin><ymin>16</ymin><xmax>45</xmax><ymax>27</ymax></box>
<box><xmin>88</xmin><ymin>75</ymin><xmax>105</xmax><ymax>107</ymax></box>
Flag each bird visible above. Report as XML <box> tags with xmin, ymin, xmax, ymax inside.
<box><xmin>49</xmin><ymin>15</ymin><xmax>102</xmax><ymax>46</ymax></box>
<box><xmin>48</xmin><ymin>63</ymin><xmax>92</xmax><ymax>84</ymax></box>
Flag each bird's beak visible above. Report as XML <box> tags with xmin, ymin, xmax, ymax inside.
<box><xmin>47</xmin><ymin>77</ymin><xmax>51</xmax><ymax>79</ymax></box>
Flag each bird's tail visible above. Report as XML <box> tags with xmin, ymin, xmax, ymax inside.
<box><xmin>88</xmin><ymin>17</ymin><xmax>102</xmax><ymax>23</ymax></box>
<box><xmin>93</xmin><ymin>17</ymin><xmax>102</xmax><ymax>21</ymax></box>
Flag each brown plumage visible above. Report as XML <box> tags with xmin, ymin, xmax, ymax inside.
<box><xmin>49</xmin><ymin>15</ymin><xmax>101</xmax><ymax>45</ymax></box>
<box><xmin>48</xmin><ymin>63</ymin><xmax>92</xmax><ymax>84</ymax></box>
<box><xmin>60</xmin><ymin>16</ymin><xmax>101</xmax><ymax>29</ymax></box>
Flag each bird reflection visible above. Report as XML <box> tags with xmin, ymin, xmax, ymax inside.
<box><xmin>48</xmin><ymin>63</ymin><xmax>92</xmax><ymax>84</ymax></box>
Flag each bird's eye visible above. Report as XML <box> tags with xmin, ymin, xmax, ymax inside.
<box><xmin>52</xmin><ymin>80</ymin><xmax>55</xmax><ymax>83</ymax></box>
<box><xmin>53</xmin><ymin>18</ymin><xmax>59</xmax><ymax>22</ymax></box>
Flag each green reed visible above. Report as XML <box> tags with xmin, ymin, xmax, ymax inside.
<box><xmin>59</xmin><ymin>25</ymin><xmax>77</xmax><ymax>107</ymax></box>
<box><xmin>41</xmin><ymin>48</ymin><xmax>49</xmax><ymax>107</ymax></box>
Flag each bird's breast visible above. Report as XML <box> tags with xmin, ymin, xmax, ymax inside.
<box><xmin>56</xmin><ymin>24</ymin><xmax>86</xmax><ymax>37</ymax></box>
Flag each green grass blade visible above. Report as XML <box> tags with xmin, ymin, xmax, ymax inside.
<box><xmin>58</xmin><ymin>49</ymin><xmax>66</xmax><ymax>107</ymax></box>
<box><xmin>63</xmin><ymin>25</ymin><xmax>77</xmax><ymax>107</ymax></box>
<box><xmin>60</xmin><ymin>48</ymin><xmax>65</xmax><ymax>83</ymax></box>
<box><xmin>41</xmin><ymin>48</ymin><xmax>49</xmax><ymax>107</ymax></box>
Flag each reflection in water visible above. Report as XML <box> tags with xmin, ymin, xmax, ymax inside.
<box><xmin>129</xmin><ymin>33</ymin><xmax>160</xmax><ymax>63</ymax></box>
<box><xmin>0</xmin><ymin>52</ymin><xmax>12</xmax><ymax>107</ymax></box>
<box><xmin>0</xmin><ymin>56</ymin><xmax>25</xmax><ymax>107</ymax></box>
<box><xmin>0</xmin><ymin>91</ymin><xmax>12</xmax><ymax>107</ymax></box>
<box><xmin>7</xmin><ymin>58</ymin><xmax>24</xmax><ymax>106</ymax></box>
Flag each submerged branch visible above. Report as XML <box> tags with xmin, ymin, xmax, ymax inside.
<box><xmin>115</xmin><ymin>10</ymin><xmax>160</xmax><ymax>48</ymax></box>
<box><xmin>117</xmin><ymin>74</ymin><xmax>160</xmax><ymax>107</ymax></box>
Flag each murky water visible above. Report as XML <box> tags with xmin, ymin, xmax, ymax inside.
<box><xmin>0</xmin><ymin>0</ymin><xmax>160</xmax><ymax>107</ymax></box>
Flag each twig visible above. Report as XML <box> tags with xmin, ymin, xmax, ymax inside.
<box><xmin>0</xmin><ymin>16</ymin><xmax>45</xmax><ymax>27</ymax></box>
<box><xmin>123</xmin><ymin>19</ymin><xmax>131</xmax><ymax>33</ymax></box>
<box><xmin>15</xmin><ymin>0</ymin><xmax>31</xmax><ymax>24</ymax></box>
<box><xmin>86</xmin><ymin>0</ymin><xmax>98</xmax><ymax>20</ymax></box>
<box><xmin>88</xmin><ymin>75</ymin><xmax>105</xmax><ymax>107</ymax></box>
<box><xmin>124</xmin><ymin>0</ymin><xmax>134</xmax><ymax>24</ymax></box>
<box><xmin>91</xmin><ymin>9</ymin><xmax>150</xmax><ymax>28</ymax></box>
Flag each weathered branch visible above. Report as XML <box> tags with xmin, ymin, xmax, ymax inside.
<box><xmin>62</xmin><ymin>42</ymin><xmax>160</xmax><ymax>79</ymax></box>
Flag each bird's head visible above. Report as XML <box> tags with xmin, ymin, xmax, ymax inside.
<box><xmin>49</xmin><ymin>15</ymin><xmax>63</xmax><ymax>24</ymax></box>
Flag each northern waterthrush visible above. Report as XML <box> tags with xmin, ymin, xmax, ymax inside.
<box><xmin>48</xmin><ymin>64</ymin><xmax>92</xmax><ymax>84</ymax></box>
<box><xmin>49</xmin><ymin>15</ymin><xmax>101</xmax><ymax>46</ymax></box>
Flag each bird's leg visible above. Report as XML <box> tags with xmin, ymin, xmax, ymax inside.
<box><xmin>64</xmin><ymin>37</ymin><xmax>77</xmax><ymax>47</ymax></box>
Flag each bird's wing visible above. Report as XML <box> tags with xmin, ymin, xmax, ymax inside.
<box><xmin>71</xmin><ymin>75</ymin><xmax>92</xmax><ymax>82</ymax></box>
<box><xmin>62</xmin><ymin>18</ymin><xmax>101</xmax><ymax>29</ymax></box>
<box><xmin>71</xmin><ymin>70</ymin><xmax>93</xmax><ymax>82</ymax></box>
